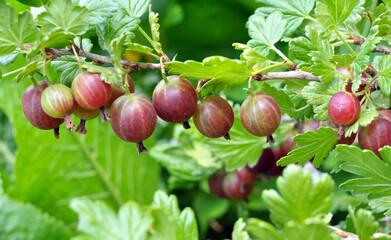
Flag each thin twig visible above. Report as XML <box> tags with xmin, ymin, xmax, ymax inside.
<box><xmin>44</xmin><ymin>47</ymin><xmax>161</xmax><ymax>72</ymax></box>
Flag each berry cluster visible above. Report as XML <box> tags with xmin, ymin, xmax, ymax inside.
<box><xmin>21</xmin><ymin>72</ymin><xmax>282</xmax><ymax>154</ymax></box>
<box><xmin>208</xmin><ymin>137</ymin><xmax>294</xmax><ymax>201</ymax></box>
<box><xmin>328</xmin><ymin>90</ymin><xmax>391</xmax><ymax>157</ymax></box>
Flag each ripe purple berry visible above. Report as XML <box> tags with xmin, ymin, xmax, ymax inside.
<box><xmin>193</xmin><ymin>95</ymin><xmax>234</xmax><ymax>139</ymax></box>
<box><xmin>153</xmin><ymin>76</ymin><xmax>197</xmax><ymax>129</ymax></box>
<box><xmin>110</xmin><ymin>94</ymin><xmax>157</xmax><ymax>154</ymax></box>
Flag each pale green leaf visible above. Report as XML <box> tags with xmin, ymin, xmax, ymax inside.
<box><xmin>0</xmin><ymin>195</ymin><xmax>70</xmax><ymax>239</ymax></box>
<box><xmin>125</xmin><ymin>42</ymin><xmax>153</xmax><ymax>54</ymax></box>
<box><xmin>247</xmin><ymin>218</ymin><xmax>283</xmax><ymax>240</ymax></box>
<box><xmin>96</xmin><ymin>10</ymin><xmax>139</xmax><ymax>50</ymax></box>
<box><xmin>377</xmin><ymin>55</ymin><xmax>391</xmax><ymax>96</ymax></box>
<box><xmin>284</xmin><ymin>220</ymin><xmax>335</xmax><ymax>240</ymax></box>
<box><xmin>262</xmin><ymin>165</ymin><xmax>334</xmax><ymax>227</ymax></box>
<box><xmin>232</xmin><ymin>218</ymin><xmax>250</xmax><ymax>240</ymax></box>
<box><xmin>247</xmin><ymin>11</ymin><xmax>287</xmax><ymax>48</ymax></box>
<box><xmin>344</xmin><ymin>108</ymin><xmax>378</xmax><ymax>137</ymax></box>
<box><xmin>301</xmin><ymin>76</ymin><xmax>343</xmax><ymax>121</ymax></box>
<box><xmin>369</xmin><ymin>196</ymin><xmax>391</xmax><ymax>217</ymax></box>
<box><xmin>347</xmin><ymin>207</ymin><xmax>378</xmax><ymax>240</ymax></box>
<box><xmin>205</xmin><ymin>115</ymin><xmax>269</xmax><ymax>172</ymax></box>
<box><xmin>0</xmin><ymin>0</ymin><xmax>40</xmax><ymax>55</ymax></box>
<box><xmin>79</xmin><ymin>0</ymin><xmax>118</xmax><ymax>28</ymax></box>
<box><xmin>13</xmin><ymin>61</ymin><xmax>40</xmax><ymax>83</ymax></box>
<box><xmin>116</xmin><ymin>0</ymin><xmax>151</xmax><ymax>18</ymax></box>
<box><xmin>316</xmin><ymin>0</ymin><xmax>361</xmax><ymax>30</ymax></box>
<box><xmin>254</xmin><ymin>0</ymin><xmax>315</xmax><ymax>36</ymax></box>
<box><xmin>166</xmin><ymin>57</ymin><xmax>251</xmax><ymax>96</ymax></box>
<box><xmin>233</xmin><ymin>43</ymin><xmax>269</xmax><ymax>67</ymax></box>
<box><xmin>71</xmin><ymin>199</ymin><xmax>153</xmax><ymax>240</ymax></box>
<box><xmin>37</xmin><ymin>0</ymin><xmax>89</xmax><ymax>35</ymax></box>
<box><xmin>277</xmin><ymin>127</ymin><xmax>338</xmax><ymax>167</ymax></box>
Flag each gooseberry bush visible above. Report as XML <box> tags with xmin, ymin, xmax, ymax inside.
<box><xmin>1</xmin><ymin>0</ymin><xmax>391</xmax><ymax>239</ymax></box>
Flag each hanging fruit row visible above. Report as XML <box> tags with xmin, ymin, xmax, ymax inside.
<box><xmin>21</xmin><ymin>71</ymin><xmax>282</xmax><ymax>154</ymax></box>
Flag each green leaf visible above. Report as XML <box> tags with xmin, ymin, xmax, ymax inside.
<box><xmin>262</xmin><ymin>165</ymin><xmax>334</xmax><ymax>227</ymax></box>
<box><xmin>337</xmin><ymin>145</ymin><xmax>391</xmax><ymax>199</ymax></box>
<box><xmin>12</xmin><ymin>61</ymin><xmax>40</xmax><ymax>82</ymax></box>
<box><xmin>308</xmin><ymin>35</ymin><xmax>335</xmax><ymax>84</ymax></box>
<box><xmin>331</xmin><ymin>54</ymin><xmax>355</xmax><ymax>68</ymax></box>
<box><xmin>369</xmin><ymin>196</ymin><xmax>391</xmax><ymax>217</ymax></box>
<box><xmin>81</xmin><ymin>63</ymin><xmax>121</xmax><ymax>86</ymax></box>
<box><xmin>16</xmin><ymin>0</ymin><xmax>48</xmax><ymax>7</ymax></box>
<box><xmin>0</xmin><ymin>80</ymin><xmax>160</xmax><ymax>224</ymax></box>
<box><xmin>71</xmin><ymin>199</ymin><xmax>153</xmax><ymax>240</ymax></box>
<box><xmin>193</xmin><ymin>192</ymin><xmax>229</xmax><ymax>237</ymax></box>
<box><xmin>0</xmin><ymin>53</ymin><xmax>18</xmax><ymax>66</ymax></box>
<box><xmin>246</xmin><ymin>218</ymin><xmax>284</xmax><ymax>240</ymax></box>
<box><xmin>51</xmin><ymin>56</ymin><xmax>80</xmax><ymax>87</ymax></box>
<box><xmin>232</xmin><ymin>218</ymin><xmax>250</xmax><ymax>240</ymax></box>
<box><xmin>152</xmin><ymin>191</ymin><xmax>199</xmax><ymax>240</ymax></box>
<box><xmin>79</xmin><ymin>0</ymin><xmax>118</xmax><ymax>28</ymax></box>
<box><xmin>284</xmin><ymin>220</ymin><xmax>335</xmax><ymax>240</ymax></box>
<box><xmin>108</xmin><ymin>33</ymin><xmax>127</xmax><ymax>71</ymax></box>
<box><xmin>316</xmin><ymin>0</ymin><xmax>361</xmax><ymax>30</ymax></box>
<box><xmin>277</xmin><ymin>127</ymin><xmax>338</xmax><ymax>167</ymax></box>
<box><xmin>149</xmin><ymin>9</ymin><xmax>162</xmax><ymax>54</ymax></box>
<box><xmin>116</xmin><ymin>0</ymin><xmax>151</xmax><ymax>18</ymax></box>
<box><xmin>149</xmin><ymin>143</ymin><xmax>218</xmax><ymax>182</ymax></box>
<box><xmin>247</xmin><ymin>11</ymin><xmax>287</xmax><ymax>50</ymax></box>
<box><xmin>0</xmin><ymin>194</ymin><xmax>70</xmax><ymax>239</ymax></box>
<box><xmin>167</xmin><ymin>57</ymin><xmax>251</xmax><ymax>96</ymax></box>
<box><xmin>205</xmin><ymin>115</ymin><xmax>269</xmax><ymax>171</ymax></box>
<box><xmin>377</xmin><ymin>55</ymin><xmax>391</xmax><ymax>96</ymax></box>
<box><xmin>253</xmin><ymin>0</ymin><xmax>315</xmax><ymax>36</ymax></box>
<box><xmin>261</xmin><ymin>83</ymin><xmax>312</xmax><ymax>120</ymax></box>
<box><xmin>344</xmin><ymin>108</ymin><xmax>378</xmax><ymax>137</ymax></box>
<box><xmin>96</xmin><ymin>10</ymin><xmax>139</xmax><ymax>50</ymax></box>
<box><xmin>347</xmin><ymin>206</ymin><xmax>378</xmax><ymax>240</ymax></box>
<box><xmin>301</xmin><ymin>76</ymin><xmax>343</xmax><ymax>121</ymax></box>
<box><xmin>125</xmin><ymin>42</ymin><xmax>153</xmax><ymax>54</ymax></box>
<box><xmin>371</xmin><ymin>4</ymin><xmax>391</xmax><ymax>37</ymax></box>
<box><xmin>0</xmin><ymin>0</ymin><xmax>40</xmax><ymax>55</ymax></box>
<box><xmin>233</xmin><ymin>43</ymin><xmax>269</xmax><ymax>67</ymax></box>
<box><xmin>37</xmin><ymin>0</ymin><xmax>89</xmax><ymax>36</ymax></box>
<box><xmin>352</xmin><ymin>25</ymin><xmax>382</xmax><ymax>92</ymax></box>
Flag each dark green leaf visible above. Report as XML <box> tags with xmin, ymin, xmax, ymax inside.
<box><xmin>37</xmin><ymin>0</ymin><xmax>89</xmax><ymax>36</ymax></box>
<box><xmin>0</xmin><ymin>0</ymin><xmax>40</xmax><ymax>55</ymax></box>
<box><xmin>16</xmin><ymin>0</ymin><xmax>48</xmax><ymax>7</ymax></box>
<box><xmin>262</xmin><ymin>165</ymin><xmax>334</xmax><ymax>227</ymax></box>
<box><xmin>277</xmin><ymin>127</ymin><xmax>338</xmax><ymax>167</ymax></box>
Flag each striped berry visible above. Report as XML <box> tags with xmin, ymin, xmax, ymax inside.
<box><xmin>193</xmin><ymin>96</ymin><xmax>234</xmax><ymax>139</ymax></box>
<box><xmin>240</xmin><ymin>92</ymin><xmax>281</xmax><ymax>143</ymax></box>
<box><xmin>41</xmin><ymin>84</ymin><xmax>76</xmax><ymax>131</ymax></box>
<box><xmin>110</xmin><ymin>94</ymin><xmax>157</xmax><ymax>154</ymax></box>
